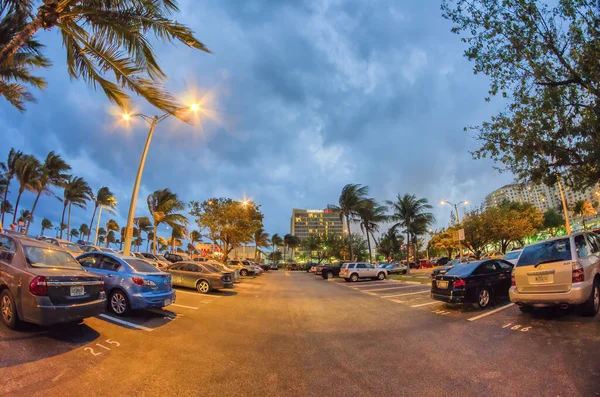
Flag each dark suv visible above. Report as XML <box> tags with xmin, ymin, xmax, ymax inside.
<box><xmin>320</xmin><ymin>263</ymin><xmax>342</xmax><ymax>279</ymax></box>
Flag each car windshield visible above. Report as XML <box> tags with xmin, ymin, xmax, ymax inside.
<box><xmin>517</xmin><ymin>239</ymin><xmax>571</xmax><ymax>267</ymax></box>
<box><xmin>24</xmin><ymin>246</ymin><xmax>82</xmax><ymax>270</ymax></box>
<box><xmin>125</xmin><ymin>259</ymin><xmax>162</xmax><ymax>273</ymax></box>
<box><xmin>157</xmin><ymin>255</ymin><xmax>167</xmax><ymax>261</ymax></box>
<box><xmin>444</xmin><ymin>262</ymin><xmax>480</xmax><ymax>277</ymax></box>
<box><xmin>503</xmin><ymin>251</ymin><xmax>521</xmax><ymax>260</ymax></box>
<box><xmin>100</xmin><ymin>247</ymin><xmax>115</xmax><ymax>253</ymax></box>
<box><xmin>59</xmin><ymin>242</ymin><xmax>83</xmax><ymax>254</ymax></box>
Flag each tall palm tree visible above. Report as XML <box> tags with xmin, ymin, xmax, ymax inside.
<box><xmin>356</xmin><ymin>199</ymin><xmax>388</xmax><ymax>262</ymax></box>
<box><xmin>106</xmin><ymin>230</ymin><xmax>118</xmax><ymax>248</ymax></box>
<box><xmin>60</xmin><ymin>176</ymin><xmax>92</xmax><ymax>239</ymax></box>
<box><xmin>271</xmin><ymin>234</ymin><xmax>283</xmax><ymax>253</ymax></box>
<box><xmin>79</xmin><ymin>223</ymin><xmax>90</xmax><ymax>241</ymax></box>
<box><xmin>17</xmin><ymin>209</ymin><xmax>32</xmax><ymax>232</ymax></box>
<box><xmin>25</xmin><ymin>151</ymin><xmax>71</xmax><ymax>234</ymax></box>
<box><xmin>0</xmin><ymin>148</ymin><xmax>23</xmax><ymax>227</ymax></box>
<box><xmin>146</xmin><ymin>231</ymin><xmax>155</xmax><ymax>252</ymax></box>
<box><xmin>573</xmin><ymin>200</ymin><xmax>596</xmax><ymax>230</ymax></box>
<box><xmin>386</xmin><ymin>194</ymin><xmax>435</xmax><ymax>270</ymax></box>
<box><xmin>12</xmin><ymin>154</ymin><xmax>40</xmax><ymax>224</ymax></box>
<box><xmin>69</xmin><ymin>228</ymin><xmax>79</xmax><ymax>241</ymax></box>
<box><xmin>105</xmin><ymin>219</ymin><xmax>120</xmax><ymax>247</ymax></box>
<box><xmin>283</xmin><ymin>234</ymin><xmax>293</xmax><ymax>260</ymax></box>
<box><xmin>253</xmin><ymin>228</ymin><xmax>270</xmax><ymax>261</ymax></box>
<box><xmin>89</xmin><ymin>187</ymin><xmax>117</xmax><ymax>238</ymax></box>
<box><xmin>0</xmin><ymin>0</ymin><xmax>210</xmax><ymax>114</ymax></box>
<box><xmin>40</xmin><ymin>217</ymin><xmax>52</xmax><ymax>236</ymax></box>
<box><xmin>328</xmin><ymin>183</ymin><xmax>369</xmax><ymax>260</ymax></box>
<box><xmin>134</xmin><ymin>217</ymin><xmax>152</xmax><ymax>251</ymax></box>
<box><xmin>147</xmin><ymin>188</ymin><xmax>188</xmax><ymax>254</ymax></box>
<box><xmin>169</xmin><ymin>224</ymin><xmax>188</xmax><ymax>253</ymax></box>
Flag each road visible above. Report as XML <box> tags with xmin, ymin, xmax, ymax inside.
<box><xmin>1</xmin><ymin>271</ymin><xmax>599</xmax><ymax>396</ymax></box>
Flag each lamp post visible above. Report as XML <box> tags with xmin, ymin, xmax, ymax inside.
<box><xmin>441</xmin><ymin>200</ymin><xmax>468</xmax><ymax>259</ymax></box>
<box><xmin>555</xmin><ymin>174</ymin><xmax>572</xmax><ymax>234</ymax></box>
<box><xmin>121</xmin><ymin>105</ymin><xmax>200</xmax><ymax>256</ymax></box>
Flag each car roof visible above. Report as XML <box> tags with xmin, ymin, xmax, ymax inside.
<box><xmin>4</xmin><ymin>232</ymin><xmax>72</xmax><ymax>251</ymax></box>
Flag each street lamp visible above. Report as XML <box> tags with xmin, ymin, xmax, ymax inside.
<box><xmin>121</xmin><ymin>104</ymin><xmax>201</xmax><ymax>256</ymax></box>
<box><xmin>441</xmin><ymin>200</ymin><xmax>468</xmax><ymax>259</ymax></box>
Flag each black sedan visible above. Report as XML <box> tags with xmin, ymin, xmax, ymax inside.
<box><xmin>431</xmin><ymin>260</ymin><xmax>513</xmax><ymax>309</ymax></box>
<box><xmin>320</xmin><ymin>263</ymin><xmax>342</xmax><ymax>279</ymax></box>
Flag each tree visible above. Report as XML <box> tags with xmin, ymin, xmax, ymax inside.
<box><xmin>0</xmin><ymin>200</ymin><xmax>13</xmax><ymax>222</ymax></box>
<box><xmin>542</xmin><ymin>208</ymin><xmax>564</xmax><ymax>237</ymax></box>
<box><xmin>189</xmin><ymin>198</ymin><xmax>263</xmax><ymax>263</ymax></box>
<box><xmin>134</xmin><ymin>216</ymin><xmax>152</xmax><ymax>250</ymax></box>
<box><xmin>328</xmin><ymin>183</ymin><xmax>370</xmax><ymax>260</ymax></box>
<box><xmin>168</xmin><ymin>224</ymin><xmax>187</xmax><ymax>253</ymax></box>
<box><xmin>79</xmin><ymin>223</ymin><xmax>90</xmax><ymax>241</ymax></box>
<box><xmin>11</xmin><ymin>154</ymin><xmax>39</xmax><ymax>224</ymax></box>
<box><xmin>267</xmin><ymin>251</ymin><xmax>283</xmax><ymax>264</ymax></box>
<box><xmin>253</xmin><ymin>228</ymin><xmax>270</xmax><ymax>261</ymax></box>
<box><xmin>429</xmin><ymin>228</ymin><xmax>459</xmax><ymax>259</ymax></box>
<box><xmin>60</xmin><ymin>176</ymin><xmax>92</xmax><ymax>239</ymax></box>
<box><xmin>97</xmin><ymin>227</ymin><xmax>106</xmax><ymax>243</ymax></box>
<box><xmin>106</xmin><ymin>230</ymin><xmax>117</xmax><ymax>247</ymax></box>
<box><xmin>356</xmin><ymin>199</ymin><xmax>388</xmax><ymax>262</ymax></box>
<box><xmin>442</xmin><ymin>0</ymin><xmax>600</xmax><ymax>189</ymax></box>
<box><xmin>0</xmin><ymin>0</ymin><xmax>211</xmax><ymax>115</ymax></box>
<box><xmin>573</xmin><ymin>200</ymin><xmax>596</xmax><ymax>230</ymax></box>
<box><xmin>147</xmin><ymin>188</ymin><xmax>188</xmax><ymax>254</ymax></box>
<box><xmin>270</xmin><ymin>234</ymin><xmax>283</xmax><ymax>253</ymax></box>
<box><xmin>69</xmin><ymin>228</ymin><xmax>79</xmax><ymax>241</ymax></box>
<box><xmin>461</xmin><ymin>209</ymin><xmax>495</xmax><ymax>259</ymax></box>
<box><xmin>377</xmin><ymin>227</ymin><xmax>405</xmax><ymax>260</ymax></box>
<box><xmin>287</xmin><ymin>236</ymin><xmax>301</xmax><ymax>261</ymax></box>
<box><xmin>25</xmin><ymin>151</ymin><xmax>70</xmax><ymax>234</ymax></box>
<box><xmin>0</xmin><ymin>148</ymin><xmax>22</xmax><ymax>227</ymax></box>
<box><xmin>89</xmin><ymin>187</ymin><xmax>117</xmax><ymax>239</ymax></box>
<box><xmin>486</xmin><ymin>202</ymin><xmax>543</xmax><ymax>253</ymax></box>
<box><xmin>40</xmin><ymin>217</ymin><xmax>52</xmax><ymax>236</ymax></box>
<box><xmin>283</xmin><ymin>234</ymin><xmax>293</xmax><ymax>261</ymax></box>
<box><xmin>105</xmin><ymin>219</ymin><xmax>119</xmax><ymax>247</ymax></box>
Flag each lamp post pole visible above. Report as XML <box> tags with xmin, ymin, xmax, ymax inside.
<box><xmin>441</xmin><ymin>200</ymin><xmax>468</xmax><ymax>259</ymax></box>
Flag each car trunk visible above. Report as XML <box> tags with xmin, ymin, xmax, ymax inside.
<box><xmin>432</xmin><ymin>275</ymin><xmax>460</xmax><ymax>296</ymax></box>
<box><xmin>221</xmin><ymin>272</ymin><xmax>233</xmax><ymax>283</ymax></box>
<box><xmin>136</xmin><ymin>272</ymin><xmax>172</xmax><ymax>292</ymax></box>
<box><xmin>30</xmin><ymin>269</ymin><xmax>103</xmax><ymax>305</ymax></box>
<box><xmin>514</xmin><ymin>260</ymin><xmax>572</xmax><ymax>294</ymax></box>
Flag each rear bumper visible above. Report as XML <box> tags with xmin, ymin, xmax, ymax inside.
<box><xmin>509</xmin><ymin>282</ymin><xmax>593</xmax><ymax>306</ymax></box>
<box><xmin>431</xmin><ymin>290</ymin><xmax>466</xmax><ymax>304</ymax></box>
<box><xmin>26</xmin><ymin>293</ymin><xmax>107</xmax><ymax>326</ymax></box>
<box><xmin>130</xmin><ymin>290</ymin><xmax>176</xmax><ymax>309</ymax></box>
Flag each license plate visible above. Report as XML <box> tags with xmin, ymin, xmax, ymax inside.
<box><xmin>164</xmin><ymin>298</ymin><xmax>172</xmax><ymax>306</ymax></box>
<box><xmin>70</xmin><ymin>285</ymin><xmax>85</xmax><ymax>296</ymax></box>
<box><xmin>437</xmin><ymin>280</ymin><xmax>448</xmax><ymax>289</ymax></box>
<box><xmin>534</xmin><ymin>275</ymin><xmax>549</xmax><ymax>283</ymax></box>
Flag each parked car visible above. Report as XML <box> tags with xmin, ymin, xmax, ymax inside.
<box><xmin>431</xmin><ymin>259</ymin><xmax>463</xmax><ymax>278</ymax></box>
<box><xmin>384</xmin><ymin>263</ymin><xmax>408</xmax><ymax>275</ymax></box>
<box><xmin>243</xmin><ymin>261</ymin><xmax>262</xmax><ymax>275</ymax></box>
<box><xmin>309</xmin><ymin>264</ymin><xmax>317</xmax><ymax>273</ymax></box>
<box><xmin>79</xmin><ymin>244</ymin><xmax>116</xmax><ymax>254</ymax></box>
<box><xmin>0</xmin><ymin>233</ymin><xmax>105</xmax><ymax>329</ymax></box>
<box><xmin>436</xmin><ymin>257</ymin><xmax>450</xmax><ymax>266</ymax></box>
<box><xmin>502</xmin><ymin>249</ymin><xmax>523</xmax><ymax>266</ymax></box>
<box><xmin>339</xmin><ymin>262</ymin><xmax>387</xmax><ymax>282</ymax></box>
<box><xmin>167</xmin><ymin>262</ymin><xmax>233</xmax><ymax>294</ymax></box>
<box><xmin>227</xmin><ymin>260</ymin><xmax>256</xmax><ymax>276</ymax></box>
<box><xmin>304</xmin><ymin>263</ymin><xmax>314</xmax><ymax>272</ymax></box>
<box><xmin>164</xmin><ymin>253</ymin><xmax>184</xmax><ymax>263</ymax></box>
<box><xmin>140</xmin><ymin>252</ymin><xmax>171</xmax><ymax>270</ymax></box>
<box><xmin>256</xmin><ymin>263</ymin><xmax>270</xmax><ymax>272</ymax></box>
<box><xmin>77</xmin><ymin>240</ymin><xmax>94</xmax><ymax>246</ymax></box>
<box><xmin>418</xmin><ymin>259</ymin><xmax>434</xmax><ymax>269</ymax></box>
<box><xmin>409</xmin><ymin>262</ymin><xmax>419</xmax><ymax>269</ymax></box>
<box><xmin>510</xmin><ymin>233</ymin><xmax>600</xmax><ymax>316</ymax></box>
<box><xmin>77</xmin><ymin>252</ymin><xmax>175</xmax><ymax>315</ymax></box>
<box><xmin>37</xmin><ymin>236</ymin><xmax>83</xmax><ymax>256</ymax></box>
<box><xmin>287</xmin><ymin>263</ymin><xmax>299</xmax><ymax>271</ymax></box>
<box><xmin>320</xmin><ymin>263</ymin><xmax>342</xmax><ymax>279</ymax></box>
<box><xmin>315</xmin><ymin>264</ymin><xmax>330</xmax><ymax>275</ymax></box>
<box><xmin>205</xmin><ymin>260</ymin><xmax>241</xmax><ymax>283</ymax></box>
<box><xmin>431</xmin><ymin>259</ymin><xmax>514</xmax><ymax>309</ymax></box>
<box><xmin>192</xmin><ymin>257</ymin><xmax>206</xmax><ymax>262</ymax></box>
<box><xmin>270</xmin><ymin>264</ymin><xmax>279</xmax><ymax>270</ymax></box>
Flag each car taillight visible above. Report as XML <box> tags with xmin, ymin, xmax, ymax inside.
<box><xmin>453</xmin><ymin>279</ymin><xmax>466</xmax><ymax>288</ymax></box>
<box><xmin>99</xmin><ymin>281</ymin><xmax>104</xmax><ymax>292</ymax></box>
<box><xmin>511</xmin><ymin>273</ymin><xmax>515</xmax><ymax>287</ymax></box>
<box><xmin>572</xmin><ymin>263</ymin><xmax>585</xmax><ymax>283</ymax></box>
<box><xmin>132</xmin><ymin>277</ymin><xmax>157</xmax><ymax>287</ymax></box>
<box><xmin>29</xmin><ymin>276</ymin><xmax>48</xmax><ymax>296</ymax></box>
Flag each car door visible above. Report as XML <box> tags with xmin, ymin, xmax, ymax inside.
<box><xmin>97</xmin><ymin>255</ymin><xmax>123</xmax><ymax>291</ymax></box>
<box><xmin>495</xmin><ymin>260</ymin><xmax>513</xmax><ymax>296</ymax></box>
<box><xmin>365</xmin><ymin>263</ymin><xmax>377</xmax><ymax>277</ymax></box>
<box><xmin>355</xmin><ymin>263</ymin><xmax>366</xmax><ymax>278</ymax></box>
<box><xmin>0</xmin><ymin>236</ymin><xmax>19</xmax><ymax>298</ymax></box>
<box><xmin>180</xmin><ymin>264</ymin><xmax>201</xmax><ymax>288</ymax></box>
<box><xmin>470</xmin><ymin>261</ymin><xmax>497</xmax><ymax>299</ymax></box>
<box><xmin>168</xmin><ymin>264</ymin><xmax>184</xmax><ymax>286</ymax></box>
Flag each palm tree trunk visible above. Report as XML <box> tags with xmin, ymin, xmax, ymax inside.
<box><xmin>365</xmin><ymin>226</ymin><xmax>372</xmax><ymax>262</ymax></box>
<box><xmin>25</xmin><ymin>190</ymin><xmax>42</xmax><ymax>234</ymax></box>
<box><xmin>146</xmin><ymin>237</ymin><xmax>150</xmax><ymax>252</ymax></box>
<box><xmin>0</xmin><ymin>17</ymin><xmax>44</xmax><ymax>64</ymax></box>
<box><xmin>88</xmin><ymin>204</ymin><xmax>98</xmax><ymax>238</ymax></box>
<box><xmin>152</xmin><ymin>224</ymin><xmax>158</xmax><ymax>254</ymax></box>
<box><xmin>406</xmin><ymin>231</ymin><xmax>410</xmax><ymax>274</ymax></box>
<box><xmin>67</xmin><ymin>203</ymin><xmax>72</xmax><ymax>239</ymax></box>
<box><xmin>0</xmin><ymin>176</ymin><xmax>12</xmax><ymax>227</ymax></box>
<box><xmin>12</xmin><ymin>188</ymin><xmax>24</xmax><ymax>224</ymax></box>
<box><xmin>346</xmin><ymin>215</ymin><xmax>354</xmax><ymax>260</ymax></box>
<box><xmin>60</xmin><ymin>202</ymin><xmax>68</xmax><ymax>239</ymax></box>
<box><xmin>582</xmin><ymin>216</ymin><xmax>587</xmax><ymax>230</ymax></box>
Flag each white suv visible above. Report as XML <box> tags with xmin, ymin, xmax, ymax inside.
<box><xmin>339</xmin><ymin>262</ymin><xmax>387</xmax><ymax>282</ymax></box>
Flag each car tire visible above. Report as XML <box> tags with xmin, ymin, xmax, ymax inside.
<box><xmin>474</xmin><ymin>287</ymin><xmax>491</xmax><ymax>309</ymax></box>
<box><xmin>518</xmin><ymin>305</ymin><xmax>533</xmax><ymax>313</ymax></box>
<box><xmin>0</xmin><ymin>289</ymin><xmax>20</xmax><ymax>330</ymax></box>
<box><xmin>344</xmin><ymin>278</ymin><xmax>350</xmax><ymax>282</ymax></box>
<box><xmin>240</xmin><ymin>269</ymin><xmax>248</xmax><ymax>277</ymax></box>
<box><xmin>350</xmin><ymin>273</ymin><xmax>359</xmax><ymax>282</ymax></box>
<box><xmin>326</xmin><ymin>271</ymin><xmax>333</xmax><ymax>279</ymax></box>
<box><xmin>578</xmin><ymin>279</ymin><xmax>599</xmax><ymax>317</ymax></box>
<box><xmin>109</xmin><ymin>290</ymin><xmax>130</xmax><ymax>316</ymax></box>
<box><xmin>196</xmin><ymin>280</ymin><xmax>211</xmax><ymax>294</ymax></box>
<box><xmin>377</xmin><ymin>272</ymin><xmax>386</xmax><ymax>280</ymax></box>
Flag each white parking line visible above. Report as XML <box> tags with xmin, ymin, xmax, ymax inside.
<box><xmin>349</xmin><ymin>282</ymin><xmax>392</xmax><ymax>288</ymax></box>
<box><xmin>171</xmin><ymin>303</ymin><xmax>198</xmax><ymax>310</ymax></box>
<box><xmin>98</xmin><ymin>314</ymin><xmax>153</xmax><ymax>332</ymax></box>
<box><xmin>381</xmin><ymin>290</ymin><xmax>429</xmax><ymax>298</ymax></box>
<box><xmin>174</xmin><ymin>289</ymin><xmax>223</xmax><ymax>297</ymax></box>
<box><xmin>467</xmin><ymin>303</ymin><xmax>515</xmax><ymax>322</ymax></box>
<box><xmin>411</xmin><ymin>301</ymin><xmax>443</xmax><ymax>308</ymax></box>
<box><xmin>360</xmin><ymin>285</ymin><xmax>419</xmax><ymax>293</ymax></box>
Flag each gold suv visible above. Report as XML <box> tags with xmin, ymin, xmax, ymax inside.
<box><xmin>509</xmin><ymin>232</ymin><xmax>600</xmax><ymax>316</ymax></box>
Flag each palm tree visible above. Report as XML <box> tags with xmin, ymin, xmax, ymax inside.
<box><xmin>271</xmin><ymin>234</ymin><xmax>283</xmax><ymax>253</ymax></box>
<box><xmin>0</xmin><ymin>0</ymin><xmax>210</xmax><ymax>114</ymax></box>
<box><xmin>169</xmin><ymin>224</ymin><xmax>187</xmax><ymax>253</ymax></box>
<box><xmin>0</xmin><ymin>148</ymin><xmax>23</xmax><ymax>226</ymax></box>
<box><xmin>134</xmin><ymin>217</ymin><xmax>152</xmax><ymax>251</ymax></box>
<box><xmin>146</xmin><ymin>231</ymin><xmax>155</xmax><ymax>252</ymax></box>
<box><xmin>283</xmin><ymin>234</ymin><xmax>293</xmax><ymax>260</ymax></box>
<box><xmin>147</xmin><ymin>189</ymin><xmax>188</xmax><ymax>254</ymax></box>
<box><xmin>253</xmin><ymin>228</ymin><xmax>270</xmax><ymax>261</ymax></box>
<box><xmin>60</xmin><ymin>176</ymin><xmax>92</xmax><ymax>239</ymax></box>
<box><xmin>25</xmin><ymin>151</ymin><xmax>71</xmax><ymax>234</ymax></box>
<box><xmin>106</xmin><ymin>230</ymin><xmax>117</xmax><ymax>248</ymax></box>
<box><xmin>328</xmin><ymin>183</ymin><xmax>369</xmax><ymax>260</ymax></box>
<box><xmin>11</xmin><ymin>154</ymin><xmax>39</xmax><ymax>224</ymax></box>
<box><xmin>69</xmin><ymin>228</ymin><xmax>79</xmax><ymax>241</ymax></box>
<box><xmin>356</xmin><ymin>199</ymin><xmax>388</xmax><ymax>262</ymax></box>
<box><xmin>40</xmin><ymin>217</ymin><xmax>52</xmax><ymax>236</ymax></box>
<box><xmin>17</xmin><ymin>209</ymin><xmax>32</xmax><ymax>232</ymax></box>
<box><xmin>89</xmin><ymin>187</ymin><xmax>117</xmax><ymax>237</ymax></box>
<box><xmin>79</xmin><ymin>223</ymin><xmax>90</xmax><ymax>241</ymax></box>
<box><xmin>573</xmin><ymin>200</ymin><xmax>596</xmax><ymax>230</ymax></box>
<box><xmin>105</xmin><ymin>219</ymin><xmax>120</xmax><ymax>247</ymax></box>
<box><xmin>386</xmin><ymin>194</ymin><xmax>435</xmax><ymax>270</ymax></box>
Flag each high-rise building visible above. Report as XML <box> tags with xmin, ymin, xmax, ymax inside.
<box><xmin>290</xmin><ymin>208</ymin><xmax>347</xmax><ymax>239</ymax></box>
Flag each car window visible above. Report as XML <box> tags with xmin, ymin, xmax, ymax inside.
<box><xmin>475</xmin><ymin>262</ymin><xmax>498</xmax><ymax>275</ymax></box>
<box><xmin>183</xmin><ymin>264</ymin><xmax>200</xmax><ymax>272</ymax></box>
<box><xmin>100</xmin><ymin>256</ymin><xmax>122</xmax><ymax>271</ymax></box>
<box><xmin>169</xmin><ymin>264</ymin><xmax>183</xmax><ymax>270</ymax></box>
<box><xmin>59</xmin><ymin>241</ymin><xmax>83</xmax><ymax>254</ymax></box>
<box><xmin>574</xmin><ymin>235</ymin><xmax>589</xmax><ymax>258</ymax></box>
<box><xmin>0</xmin><ymin>237</ymin><xmax>16</xmax><ymax>262</ymax></box>
<box><xmin>584</xmin><ymin>234</ymin><xmax>599</xmax><ymax>254</ymax></box>
<box><xmin>142</xmin><ymin>253</ymin><xmax>153</xmax><ymax>259</ymax></box>
<box><xmin>445</xmin><ymin>261</ymin><xmax>480</xmax><ymax>276</ymax></box>
<box><xmin>202</xmin><ymin>264</ymin><xmax>219</xmax><ymax>273</ymax></box>
<box><xmin>125</xmin><ymin>259</ymin><xmax>161</xmax><ymax>273</ymax></box>
<box><xmin>356</xmin><ymin>263</ymin><xmax>366</xmax><ymax>269</ymax></box>
<box><xmin>78</xmin><ymin>254</ymin><xmax>102</xmax><ymax>268</ymax></box>
<box><xmin>348</xmin><ymin>264</ymin><xmax>355</xmax><ymax>269</ymax></box>
<box><xmin>503</xmin><ymin>251</ymin><xmax>521</xmax><ymax>260</ymax></box>
<box><xmin>23</xmin><ymin>246</ymin><xmax>82</xmax><ymax>270</ymax></box>
<box><xmin>517</xmin><ymin>238</ymin><xmax>572</xmax><ymax>267</ymax></box>
<box><xmin>497</xmin><ymin>261</ymin><xmax>513</xmax><ymax>271</ymax></box>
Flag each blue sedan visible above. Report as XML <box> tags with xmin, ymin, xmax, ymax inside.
<box><xmin>76</xmin><ymin>252</ymin><xmax>175</xmax><ymax>315</ymax></box>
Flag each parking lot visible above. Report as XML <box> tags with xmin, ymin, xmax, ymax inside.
<box><xmin>2</xmin><ymin>271</ymin><xmax>599</xmax><ymax>396</ymax></box>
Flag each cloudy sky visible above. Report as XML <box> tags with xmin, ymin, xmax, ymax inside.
<box><xmin>0</xmin><ymin>0</ymin><xmax>515</xmax><ymax>241</ymax></box>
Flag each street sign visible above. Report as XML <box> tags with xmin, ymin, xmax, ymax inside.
<box><xmin>458</xmin><ymin>229</ymin><xmax>465</xmax><ymax>241</ymax></box>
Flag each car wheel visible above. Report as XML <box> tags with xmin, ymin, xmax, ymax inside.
<box><xmin>377</xmin><ymin>272</ymin><xmax>386</xmax><ymax>280</ymax></box>
<box><xmin>474</xmin><ymin>287</ymin><xmax>491</xmax><ymax>309</ymax></box>
<box><xmin>518</xmin><ymin>305</ymin><xmax>533</xmax><ymax>313</ymax></box>
<box><xmin>578</xmin><ymin>279</ymin><xmax>599</xmax><ymax>317</ymax></box>
<box><xmin>344</xmin><ymin>278</ymin><xmax>350</xmax><ymax>282</ymax></box>
<box><xmin>350</xmin><ymin>273</ymin><xmax>359</xmax><ymax>282</ymax></box>
<box><xmin>326</xmin><ymin>271</ymin><xmax>333</xmax><ymax>279</ymax></box>
<box><xmin>0</xmin><ymin>290</ymin><xmax>19</xmax><ymax>330</ymax></box>
<box><xmin>240</xmin><ymin>269</ymin><xmax>248</xmax><ymax>277</ymax></box>
<box><xmin>109</xmin><ymin>290</ymin><xmax>130</xmax><ymax>316</ymax></box>
<box><xmin>196</xmin><ymin>280</ymin><xmax>211</xmax><ymax>294</ymax></box>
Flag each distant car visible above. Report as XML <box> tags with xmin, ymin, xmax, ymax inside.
<box><xmin>0</xmin><ymin>233</ymin><xmax>105</xmax><ymax>329</ymax></box>
<box><xmin>418</xmin><ymin>259</ymin><xmax>434</xmax><ymax>269</ymax></box>
<box><xmin>409</xmin><ymin>262</ymin><xmax>419</xmax><ymax>269</ymax></box>
<box><xmin>502</xmin><ymin>249</ymin><xmax>523</xmax><ymax>266</ymax></box>
<box><xmin>339</xmin><ymin>262</ymin><xmax>387</xmax><ymax>282</ymax></box>
<box><xmin>164</xmin><ymin>253</ymin><xmax>184</xmax><ymax>263</ymax></box>
<box><xmin>205</xmin><ymin>260</ymin><xmax>241</xmax><ymax>283</ymax></box>
<box><xmin>192</xmin><ymin>257</ymin><xmax>206</xmax><ymax>262</ymax></box>
<box><xmin>256</xmin><ymin>263</ymin><xmax>270</xmax><ymax>271</ymax></box>
<box><xmin>227</xmin><ymin>260</ymin><xmax>256</xmax><ymax>276</ymax></box>
<box><xmin>140</xmin><ymin>252</ymin><xmax>171</xmax><ymax>270</ymax></box>
<box><xmin>320</xmin><ymin>263</ymin><xmax>342</xmax><ymax>279</ymax></box>
<box><xmin>167</xmin><ymin>261</ymin><xmax>233</xmax><ymax>294</ymax></box>
<box><xmin>77</xmin><ymin>252</ymin><xmax>175</xmax><ymax>315</ymax></box>
<box><xmin>304</xmin><ymin>263</ymin><xmax>315</xmax><ymax>272</ymax></box>
<box><xmin>436</xmin><ymin>257</ymin><xmax>450</xmax><ymax>266</ymax></box>
<box><xmin>77</xmin><ymin>240</ymin><xmax>94</xmax><ymax>246</ymax></box>
<box><xmin>315</xmin><ymin>264</ymin><xmax>329</xmax><ymax>275</ymax></box>
<box><xmin>384</xmin><ymin>263</ymin><xmax>408</xmax><ymax>275</ymax></box>
<box><xmin>431</xmin><ymin>259</ymin><xmax>463</xmax><ymax>278</ymax></box>
<box><xmin>287</xmin><ymin>263</ymin><xmax>299</xmax><ymax>271</ymax></box>
<box><xmin>242</xmin><ymin>260</ymin><xmax>262</xmax><ymax>275</ymax></box>
<box><xmin>37</xmin><ymin>236</ymin><xmax>83</xmax><ymax>256</ymax></box>
<box><xmin>431</xmin><ymin>259</ymin><xmax>514</xmax><ymax>309</ymax></box>
<box><xmin>270</xmin><ymin>264</ymin><xmax>279</xmax><ymax>270</ymax></box>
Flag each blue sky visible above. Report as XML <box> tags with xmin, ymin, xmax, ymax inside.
<box><xmin>0</xmin><ymin>0</ymin><xmax>514</xmax><ymax>241</ymax></box>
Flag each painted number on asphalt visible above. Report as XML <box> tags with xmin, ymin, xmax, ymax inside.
<box><xmin>433</xmin><ymin>310</ymin><xmax>450</xmax><ymax>315</ymax></box>
<box><xmin>502</xmin><ymin>323</ymin><xmax>532</xmax><ymax>332</ymax></box>
<box><xmin>84</xmin><ymin>339</ymin><xmax>121</xmax><ymax>357</ymax></box>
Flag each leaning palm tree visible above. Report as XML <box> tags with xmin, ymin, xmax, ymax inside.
<box><xmin>0</xmin><ymin>0</ymin><xmax>210</xmax><ymax>115</ymax></box>
<box><xmin>147</xmin><ymin>188</ymin><xmax>188</xmax><ymax>254</ymax></box>
<box><xmin>12</xmin><ymin>154</ymin><xmax>40</xmax><ymax>224</ymax></box>
<box><xmin>88</xmin><ymin>187</ymin><xmax>117</xmax><ymax>236</ymax></box>
<box><xmin>40</xmin><ymin>217</ymin><xmax>52</xmax><ymax>236</ymax></box>
<box><xmin>105</xmin><ymin>219</ymin><xmax>120</xmax><ymax>247</ymax></box>
<box><xmin>17</xmin><ymin>209</ymin><xmax>32</xmax><ymax>232</ymax></box>
<box><xmin>25</xmin><ymin>151</ymin><xmax>71</xmax><ymax>234</ymax></box>
<box><xmin>356</xmin><ymin>199</ymin><xmax>388</xmax><ymax>262</ymax></box>
<box><xmin>328</xmin><ymin>183</ymin><xmax>370</xmax><ymax>260</ymax></box>
<box><xmin>60</xmin><ymin>176</ymin><xmax>93</xmax><ymax>239</ymax></box>
<box><xmin>253</xmin><ymin>228</ymin><xmax>270</xmax><ymax>261</ymax></box>
<box><xmin>0</xmin><ymin>148</ymin><xmax>23</xmax><ymax>226</ymax></box>
<box><xmin>134</xmin><ymin>217</ymin><xmax>152</xmax><ymax>251</ymax></box>
<box><xmin>69</xmin><ymin>228</ymin><xmax>79</xmax><ymax>241</ymax></box>
<box><xmin>169</xmin><ymin>224</ymin><xmax>187</xmax><ymax>253</ymax></box>
<box><xmin>573</xmin><ymin>200</ymin><xmax>596</xmax><ymax>230</ymax></box>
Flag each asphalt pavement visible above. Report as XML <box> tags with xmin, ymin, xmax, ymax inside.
<box><xmin>1</xmin><ymin>271</ymin><xmax>599</xmax><ymax>396</ymax></box>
